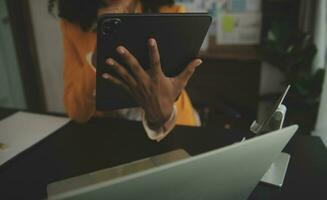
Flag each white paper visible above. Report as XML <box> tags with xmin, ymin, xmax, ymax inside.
<box><xmin>246</xmin><ymin>0</ymin><xmax>261</xmax><ymax>12</ymax></box>
<box><xmin>216</xmin><ymin>12</ymin><xmax>262</xmax><ymax>45</ymax></box>
<box><xmin>226</xmin><ymin>0</ymin><xmax>261</xmax><ymax>12</ymax></box>
<box><xmin>0</xmin><ymin>112</ymin><xmax>70</xmax><ymax>166</ymax></box>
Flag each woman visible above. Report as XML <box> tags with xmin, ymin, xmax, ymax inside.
<box><xmin>49</xmin><ymin>0</ymin><xmax>202</xmax><ymax>141</ymax></box>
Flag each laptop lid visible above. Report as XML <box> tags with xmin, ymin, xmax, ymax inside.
<box><xmin>48</xmin><ymin>125</ymin><xmax>298</xmax><ymax>200</ymax></box>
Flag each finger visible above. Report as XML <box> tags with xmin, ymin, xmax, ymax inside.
<box><xmin>106</xmin><ymin>58</ymin><xmax>137</xmax><ymax>88</ymax></box>
<box><xmin>102</xmin><ymin>73</ymin><xmax>131</xmax><ymax>92</ymax></box>
<box><xmin>176</xmin><ymin>59</ymin><xmax>202</xmax><ymax>87</ymax></box>
<box><xmin>148</xmin><ymin>38</ymin><xmax>163</xmax><ymax>75</ymax></box>
<box><xmin>116</xmin><ymin>46</ymin><xmax>147</xmax><ymax>79</ymax></box>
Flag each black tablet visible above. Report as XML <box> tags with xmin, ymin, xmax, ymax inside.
<box><xmin>96</xmin><ymin>13</ymin><xmax>212</xmax><ymax>110</ymax></box>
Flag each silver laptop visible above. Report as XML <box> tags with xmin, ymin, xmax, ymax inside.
<box><xmin>47</xmin><ymin>125</ymin><xmax>298</xmax><ymax>200</ymax></box>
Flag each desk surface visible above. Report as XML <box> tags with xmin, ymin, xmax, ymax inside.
<box><xmin>0</xmin><ymin>108</ymin><xmax>327</xmax><ymax>200</ymax></box>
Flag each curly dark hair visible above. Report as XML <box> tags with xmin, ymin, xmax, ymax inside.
<box><xmin>48</xmin><ymin>0</ymin><xmax>175</xmax><ymax>31</ymax></box>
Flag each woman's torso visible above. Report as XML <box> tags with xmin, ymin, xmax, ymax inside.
<box><xmin>62</xmin><ymin>4</ymin><xmax>198</xmax><ymax>126</ymax></box>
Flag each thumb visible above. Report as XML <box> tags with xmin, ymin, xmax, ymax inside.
<box><xmin>175</xmin><ymin>59</ymin><xmax>202</xmax><ymax>88</ymax></box>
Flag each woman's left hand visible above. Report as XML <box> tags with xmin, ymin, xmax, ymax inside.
<box><xmin>102</xmin><ymin>38</ymin><xmax>202</xmax><ymax>129</ymax></box>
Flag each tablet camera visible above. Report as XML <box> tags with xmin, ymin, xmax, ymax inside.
<box><xmin>102</xmin><ymin>18</ymin><xmax>121</xmax><ymax>36</ymax></box>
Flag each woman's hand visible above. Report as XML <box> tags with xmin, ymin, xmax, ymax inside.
<box><xmin>102</xmin><ymin>38</ymin><xmax>202</xmax><ymax>129</ymax></box>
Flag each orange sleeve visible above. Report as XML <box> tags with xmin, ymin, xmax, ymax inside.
<box><xmin>176</xmin><ymin>5</ymin><xmax>186</xmax><ymax>13</ymax></box>
<box><xmin>61</xmin><ymin>20</ymin><xmax>96</xmax><ymax>123</ymax></box>
<box><xmin>159</xmin><ymin>4</ymin><xmax>186</xmax><ymax>13</ymax></box>
<box><xmin>175</xmin><ymin>90</ymin><xmax>198</xmax><ymax>126</ymax></box>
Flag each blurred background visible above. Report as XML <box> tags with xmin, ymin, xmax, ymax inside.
<box><xmin>0</xmin><ymin>0</ymin><xmax>326</xmax><ymax>145</ymax></box>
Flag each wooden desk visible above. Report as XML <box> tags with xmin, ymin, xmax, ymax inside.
<box><xmin>0</xmin><ymin>108</ymin><xmax>326</xmax><ymax>200</ymax></box>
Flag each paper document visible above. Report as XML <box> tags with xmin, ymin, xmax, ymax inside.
<box><xmin>217</xmin><ymin>12</ymin><xmax>262</xmax><ymax>45</ymax></box>
<box><xmin>0</xmin><ymin>112</ymin><xmax>70</xmax><ymax>166</ymax></box>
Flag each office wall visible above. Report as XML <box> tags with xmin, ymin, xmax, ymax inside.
<box><xmin>28</xmin><ymin>0</ymin><xmax>65</xmax><ymax>113</ymax></box>
<box><xmin>315</xmin><ymin>68</ymin><xmax>327</xmax><ymax>146</ymax></box>
<box><xmin>0</xmin><ymin>0</ymin><xmax>26</xmax><ymax>109</ymax></box>
<box><xmin>313</xmin><ymin>0</ymin><xmax>327</xmax><ymax>147</ymax></box>
<box><xmin>313</xmin><ymin>0</ymin><xmax>326</xmax><ymax>71</ymax></box>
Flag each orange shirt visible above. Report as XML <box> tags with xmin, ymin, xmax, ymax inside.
<box><xmin>61</xmin><ymin>5</ymin><xmax>198</xmax><ymax>126</ymax></box>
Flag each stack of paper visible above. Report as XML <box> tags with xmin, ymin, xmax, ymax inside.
<box><xmin>0</xmin><ymin>112</ymin><xmax>70</xmax><ymax>166</ymax></box>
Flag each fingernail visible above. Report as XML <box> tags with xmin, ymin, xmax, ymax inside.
<box><xmin>102</xmin><ymin>73</ymin><xmax>110</xmax><ymax>79</ymax></box>
<box><xmin>107</xmin><ymin>58</ymin><xmax>114</xmax><ymax>66</ymax></box>
<box><xmin>149</xmin><ymin>38</ymin><xmax>156</xmax><ymax>47</ymax></box>
<box><xmin>117</xmin><ymin>46</ymin><xmax>125</xmax><ymax>54</ymax></box>
<box><xmin>195</xmin><ymin>59</ymin><xmax>202</xmax><ymax>66</ymax></box>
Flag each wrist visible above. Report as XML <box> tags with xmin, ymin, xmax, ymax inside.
<box><xmin>145</xmin><ymin>105</ymin><xmax>174</xmax><ymax>130</ymax></box>
<box><xmin>142</xmin><ymin>105</ymin><xmax>177</xmax><ymax>142</ymax></box>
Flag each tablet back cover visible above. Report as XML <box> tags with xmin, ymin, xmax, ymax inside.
<box><xmin>97</xmin><ymin>13</ymin><xmax>211</xmax><ymax>110</ymax></box>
